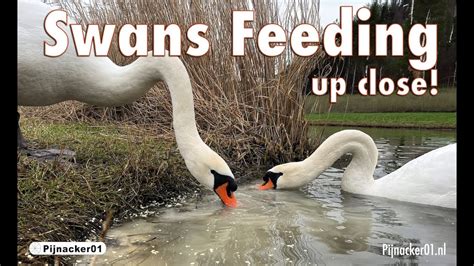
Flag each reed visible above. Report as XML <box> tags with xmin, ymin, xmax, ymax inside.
<box><xmin>23</xmin><ymin>0</ymin><xmax>325</xmax><ymax>177</ymax></box>
<box><xmin>18</xmin><ymin>2</ymin><xmax>328</xmax><ymax>263</ymax></box>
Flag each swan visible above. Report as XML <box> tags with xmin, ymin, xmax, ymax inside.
<box><xmin>259</xmin><ymin>130</ymin><xmax>456</xmax><ymax>209</ymax></box>
<box><xmin>18</xmin><ymin>0</ymin><xmax>238</xmax><ymax>207</ymax></box>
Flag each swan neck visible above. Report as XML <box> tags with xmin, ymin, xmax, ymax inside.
<box><xmin>302</xmin><ymin>130</ymin><xmax>378</xmax><ymax>193</ymax></box>
<box><xmin>148</xmin><ymin>57</ymin><xmax>203</xmax><ymax>150</ymax></box>
<box><xmin>99</xmin><ymin>55</ymin><xmax>206</xmax><ymax>160</ymax></box>
<box><xmin>162</xmin><ymin>65</ymin><xmax>203</xmax><ymax>147</ymax></box>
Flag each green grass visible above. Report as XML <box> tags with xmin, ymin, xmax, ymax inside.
<box><xmin>306</xmin><ymin>112</ymin><xmax>456</xmax><ymax>129</ymax></box>
<box><xmin>305</xmin><ymin>88</ymin><xmax>456</xmax><ymax>114</ymax></box>
<box><xmin>18</xmin><ymin>118</ymin><xmax>200</xmax><ymax>264</ymax></box>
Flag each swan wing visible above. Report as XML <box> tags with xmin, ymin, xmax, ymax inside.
<box><xmin>369</xmin><ymin>144</ymin><xmax>456</xmax><ymax>208</ymax></box>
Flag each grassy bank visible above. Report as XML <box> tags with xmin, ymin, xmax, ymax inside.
<box><xmin>305</xmin><ymin>88</ymin><xmax>456</xmax><ymax>114</ymax></box>
<box><xmin>17</xmin><ymin>118</ymin><xmax>201</xmax><ymax>264</ymax></box>
<box><xmin>306</xmin><ymin>112</ymin><xmax>456</xmax><ymax>129</ymax></box>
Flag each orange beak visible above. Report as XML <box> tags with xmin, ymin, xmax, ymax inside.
<box><xmin>215</xmin><ymin>183</ymin><xmax>237</xmax><ymax>208</ymax></box>
<box><xmin>259</xmin><ymin>179</ymin><xmax>274</xmax><ymax>190</ymax></box>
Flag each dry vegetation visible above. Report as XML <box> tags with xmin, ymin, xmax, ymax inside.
<box><xmin>23</xmin><ymin>0</ymin><xmax>327</xmax><ymax>168</ymax></box>
<box><xmin>19</xmin><ymin>0</ymin><xmax>328</xmax><ymax>263</ymax></box>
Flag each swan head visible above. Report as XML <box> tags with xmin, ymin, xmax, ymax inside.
<box><xmin>183</xmin><ymin>149</ymin><xmax>238</xmax><ymax>207</ymax></box>
<box><xmin>259</xmin><ymin>162</ymin><xmax>309</xmax><ymax>190</ymax></box>
<box><xmin>211</xmin><ymin>169</ymin><xmax>238</xmax><ymax>208</ymax></box>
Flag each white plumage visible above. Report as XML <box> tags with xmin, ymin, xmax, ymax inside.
<box><xmin>265</xmin><ymin>130</ymin><xmax>456</xmax><ymax>209</ymax></box>
<box><xmin>18</xmin><ymin>0</ymin><xmax>237</xmax><ymax>205</ymax></box>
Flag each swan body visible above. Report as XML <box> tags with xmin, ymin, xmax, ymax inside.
<box><xmin>18</xmin><ymin>0</ymin><xmax>237</xmax><ymax>206</ymax></box>
<box><xmin>260</xmin><ymin>130</ymin><xmax>456</xmax><ymax>209</ymax></box>
<box><xmin>18</xmin><ymin>0</ymin><xmax>155</xmax><ymax>107</ymax></box>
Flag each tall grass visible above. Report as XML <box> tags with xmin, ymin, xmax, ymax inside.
<box><xmin>23</xmin><ymin>0</ymin><xmax>326</xmax><ymax>174</ymax></box>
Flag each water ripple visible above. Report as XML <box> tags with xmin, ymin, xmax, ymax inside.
<box><xmin>83</xmin><ymin>128</ymin><xmax>456</xmax><ymax>265</ymax></box>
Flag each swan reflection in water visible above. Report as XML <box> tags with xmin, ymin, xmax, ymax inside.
<box><xmin>82</xmin><ymin>175</ymin><xmax>455</xmax><ymax>265</ymax></box>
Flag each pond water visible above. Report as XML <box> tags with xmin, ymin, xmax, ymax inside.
<box><xmin>81</xmin><ymin>127</ymin><xmax>456</xmax><ymax>265</ymax></box>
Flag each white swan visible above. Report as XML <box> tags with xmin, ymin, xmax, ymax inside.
<box><xmin>259</xmin><ymin>130</ymin><xmax>456</xmax><ymax>209</ymax></box>
<box><xmin>18</xmin><ymin>0</ymin><xmax>237</xmax><ymax>207</ymax></box>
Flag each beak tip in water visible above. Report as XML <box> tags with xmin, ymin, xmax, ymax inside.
<box><xmin>224</xmin><ymin>192</ymin><xmax>237</xmax><ymax>208</ymax></box>
<box><xmin>258</xmin><ymin>180</ymin><xmax>274</xmax><ymax>190</ymax></box>
<box><xmin>215</xmin><ymin>184</ymin><xmax>238</xmax><ymax>208</ymax></box>
<box><xmin>225</xmin><ymin>201</ymin><xmax>238</xmax><ymax>208</ymax></box>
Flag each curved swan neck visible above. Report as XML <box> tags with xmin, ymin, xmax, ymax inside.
<box><xmin>302</xmin><ymin>130</ymin><xmax>378</xmax><ymax>193</ymax></box>
<box><xmin>132</xmin><ymin>55</ymin><xmax>230</xmax><ymax>189</ymax></box>
<box><xmin>132</xmin><ymin>55</ymin><xmax>204</xmax><ymax>150</ymax></box>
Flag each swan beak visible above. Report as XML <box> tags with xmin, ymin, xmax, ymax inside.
<box><xmin>259</xmin><ymin>179</ymin><xmax>274</xmax><ymax>190</ymax></box>
<box><xmin>215</xmin><ymin>183</ymin><xmax>237</xmax><ymax>208</ymax></box>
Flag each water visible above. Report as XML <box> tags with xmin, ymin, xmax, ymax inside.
<box><xmin>308</xmin><ymin>126</ymin><xmax>456</xmax><ymax>178</ymax></box>
<box><xmin>81</xmin><ymin>127</ymin><xmax>456</xmax><ymax>265</ymax></box>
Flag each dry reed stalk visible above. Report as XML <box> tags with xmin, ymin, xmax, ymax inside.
<box><xmin>25</xmin><ymin>0</ymin><xmax>328</xmax><ymax>177</ymax></box>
